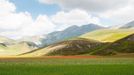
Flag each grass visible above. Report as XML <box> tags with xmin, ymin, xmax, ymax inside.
<box><xmin>0</xmin><ymin>64</ymin><xmax>134</xmax><ymax>75</ymax></box>
<box><xmin>0</xmin><ymin>58</ymin><xmax>134</xmax><ymax>75</ymax></box>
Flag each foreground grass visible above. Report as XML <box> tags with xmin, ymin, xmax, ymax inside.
<box><xmin>0</xmin><ymin>58</ymin><xmax>134</xmax><ymax>75</ymax></box>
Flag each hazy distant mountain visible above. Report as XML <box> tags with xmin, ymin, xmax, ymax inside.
<box><xmin>120</xmin><ymin>21</ymin><xmax>134</xmax><ymax>29</ymax></box>
<box><xmin>0</xmin><ymin>36</ymin><xmax>13</xmax><ymax>43</ymax></box>
<box><xmin>41</xmin><ymin>24</ymin><xmax>104</xmax><ymax>46</ymax></box>
<box><xmin>18</xmin><ymin>36</ymin><xmax>44</xmax><ymax>46</ymax></box>
<box><xmin>0</xmin><ymin>36</ymin><xmax>37</xmax><ymax>56</ymax></box>
<box><xmin>0</xmin><ymin>36</ymin><xmax>16</xmax><ymax>46</ymax></box>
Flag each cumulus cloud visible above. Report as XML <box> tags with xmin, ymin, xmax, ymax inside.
<box><xmin>22</xmin><ymin>15</ymin><xmax>56</xmax><ymax>36</ymax></box>
<box><xmin>0</xmin><ymin>11</ymin><xmax>56</xmax><ymax>39</ymax></box>
<box><xmin>0</xmin><ymin>0</ymin><xmax>56</xmax><ymax>39</ymax></box>
<box><xmin>51</xmin><ymin>9</ymin><xmax>101</xmax><ymax>28</ymax></box>
<box><xmin>100</xmin><ymin>4</ymin><xmax>134</xmax><ymax>25</ymax></box>
<box><xmin>0</xmin><ymin>0</ymin><xmax>16</xmax><ymax>13</ymax></box>
<box><xmin>0</xmin><ymin>14</ymin><xmax>56</xmax><ymax>39</ymax></box>
<box><xmin>0</xmin><ymin>12</ymin><xmax>33</xmax><ymax>30</ymax></box>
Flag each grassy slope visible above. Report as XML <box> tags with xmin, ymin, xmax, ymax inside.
<box><xmin>79</xmin><ymin>29</ymin><xmax>134</xmax><ymax>55</ymax></box>
<box><xmin>21</xmin><ymin>46</ymin><xmax>51</xmax><ymax>56</ymax></box>
<box><xmin>93</xmin><ymin>34</ymin><xmax>134</xmax><ymax>55</ymax></box>
<box><xmin>80</xmin><ymin>29</ymin><xmax>134</xmax><ymax>42</ymax></box>
<box><xmin>0</xmin><ymin>58</ymin><xmax>134</xmax><ymax>75</ymax></box>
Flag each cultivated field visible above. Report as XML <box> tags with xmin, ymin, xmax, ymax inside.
<box><xmin>0</xmin><ymin>56</ymin><xmax>134</xmax><ymax>75</ymax></box>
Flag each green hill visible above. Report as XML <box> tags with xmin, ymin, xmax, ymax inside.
<box><xmin>20</xmin><ymin>38</ymin><xmax>102</xmax><ymax>56</ymax></box>
<box><xmin>80</xmin><ymin>29</ymin><xmax>134</xmax><ymax>42</ymax></box>
<box><xmin>92</xmin><ymin>33</ymin><xmax>134</xmax><ymax>55</ymax></box>
<box><xmin>79</xmin><ymin>29</ymin><xmax>134</xmax><ymax>55</ymax></box>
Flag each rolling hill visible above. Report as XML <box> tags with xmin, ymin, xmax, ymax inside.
<box><xmin>20</xmin><ymin>38</ymin><xmax>102</xmax><ymax>56</ymax></box>
<box><xmin>91</xmin><ymin>33</ymin><xmax>134</xmax><ymax>55</ymax></box>
<box><xmin>0</xmin><ymin>36</ymin><xmax>38</xmax><ymax>56</ymax></box>
<box><xmin>80</xmin><ymin>29</ymin><xmax>134</xmax><ymax>42</ymax></box>
<box><xmin>21</xmin><ymin>29</ymin><xmax>134</xmax><ymax>56</ymax></box>
<box><xmin>0</xmin><ymin>41</ymin><xmax>36</xmax><ymax>56</ymax></box>
<box><xmin>80</xmin><ymin>29</ymin><xmax>134</xmax><ymax>55</ymax></box>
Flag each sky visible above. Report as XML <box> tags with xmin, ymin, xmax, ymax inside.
<box><xmin>0</xmin><ymin>0</ymin><xmax>134</xmax><ymax>39</ymax></box>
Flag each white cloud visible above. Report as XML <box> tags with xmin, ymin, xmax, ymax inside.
<box><xmin>0</xmin><ymin>12</ymin><xmax>56</xmax><ymax>39</ymax></box>
<box><xmin>0</xmin><ymin>0</ymin><xmax>56</xmax><ymax>39</ymax></box>
<box><xmin>51</xmin><ymin>9</ymin><xmax>101</xmax><ymax>29</ymax></box>
<box><xmin>0</xmin><ymin>14</ymin><xmax>56</xmax><ymax>39</ymax></box>
<box><xmin>0</xmin><ymin>0</ymin><xmax>33</xmax><ymax>31</ymax></box>
<box><xmin>39</xmin><ymin>0</ymin><xmax>134</xmax><ymax>25</ymax></box>
<box><xmin>0</xmin><ymin>0</ymin><xmax>16</xmax><ymax>13</ymax></box>
<box><xmin>0</xmin><ymin>12</ymin><xmax>33</xmax><ymax>30</ymax></box>
<box><xmin>39</xmin><ymin>0</ymin><xmax>130</xmax><ymax>12</ymax></box>
<box><xmin>100</xmin><ymin>4</ymin><xmax>134</xmax><ymax>25</ymax></box>
<box><xmin>21</xmin><ymin>15</ymin><xmax>56</xmax><ymax>36</ymax></box>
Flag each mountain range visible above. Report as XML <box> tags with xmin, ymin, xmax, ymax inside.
<box><xmin>0</xmin><ymin>20</ymin><xmax>134</xmax><ymax>56</ymax></box>
<box><xmin>41</xmin><ymin>24</ymin><xmax>104</xmax><ymax>47</ymax></box>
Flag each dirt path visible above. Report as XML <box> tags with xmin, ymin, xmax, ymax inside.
<box><xmin>44</xmin><ymin>56</ymin><xmax>97</xmax><ymax>59</ymax></box>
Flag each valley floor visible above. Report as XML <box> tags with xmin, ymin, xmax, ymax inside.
<box><xmin>0</xmin><ymin>56</ymin><xmax>134</xmax><ymax>75</ymax></box>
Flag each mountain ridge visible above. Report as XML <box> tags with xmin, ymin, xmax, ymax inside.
<box><xmin>41</xmin><ymin>23</ymin><xmax>104</xmax><ymax>47</ymax></box>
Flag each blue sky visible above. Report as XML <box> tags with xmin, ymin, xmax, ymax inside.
<box><xmin>10</xmin><ymin>0</ymin><xmax>61</xmax><ymax>18</ymax></box>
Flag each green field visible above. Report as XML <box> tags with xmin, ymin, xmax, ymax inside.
<box><xmin>0</xmin><ymin>58</ymin><xmax>134</xmax><ymax>75</ymax></box>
